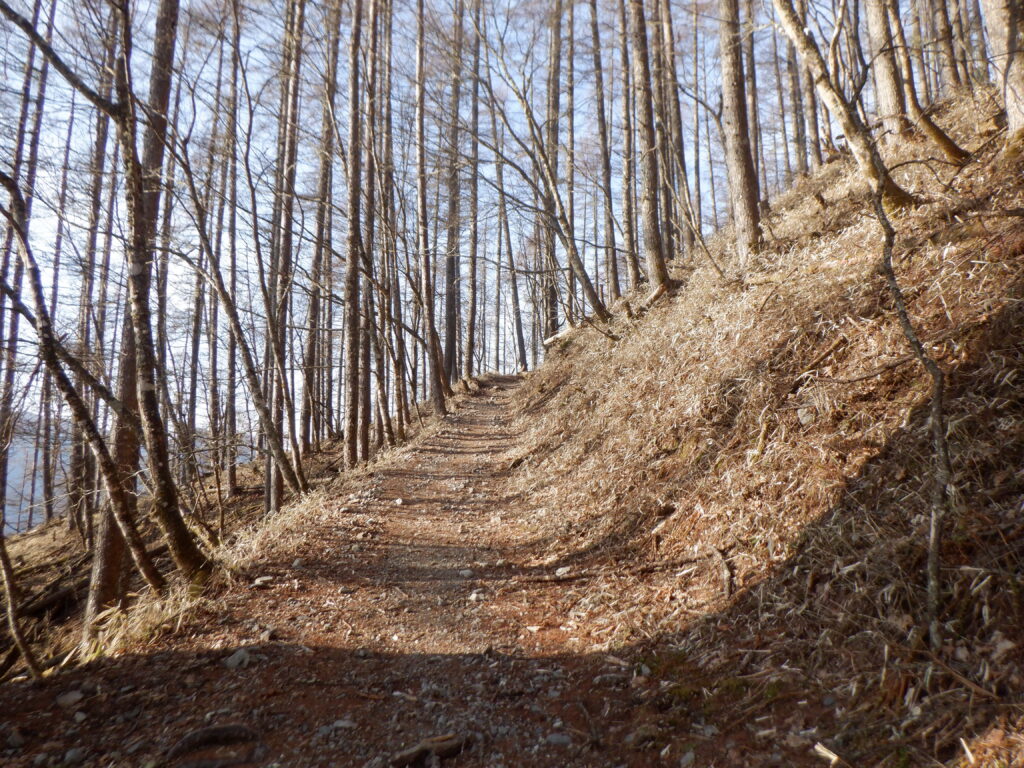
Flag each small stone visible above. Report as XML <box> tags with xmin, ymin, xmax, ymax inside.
<box><xmin>458</xmin><ymin>569</ymin><xmax>473</xmax><ymax>578</ymax></box>
<box><xmin>546</xmin><ymin>733</ymin><xmax>572</xmax><ymax>747</ymax></box>
<box><xmin>679</xmin><ymin>750</ymin><xmax>696</xmax><ymax>767</ymax></box>
<box><xmin>468</xmin><ymin>590</ymin><xmax>485</xmax><ymax>603</ymax></box>
<box><xmin>7</xmin><ymin>728</ymin><xmax>25</xmax><ymax>749</ymax></box>
<box><xmin>57</xmin><ymin>691</ymin><xmax>84</xmax><ymax>708</ymax></box>
<box><xmin>224</xmin><ymin>648</ymin><xmax>252</xmax><ymax>670</ymax></box>
<box><xmin>332</xmin><ymin>719</ymin><xmax>356</xmax><ymax>729</ymax></box>
<box><xmin>64</xmin><ymin>747</ymin><xmax>87</xmax><ymax>764</ymax></box>
<box><xmin>395</xmin><ymin>498</ymin><xmax>405</xmax><ymax>506</ymax></box>
<box><xmin>555</xmin><ymin>566</ymin><xmax>571</xmax><ymax>577</ymax></box>
<box><xmin>292</xmin><ymin>558</ymin><xmax>305</xmax><ymax>568</ymax></box>
<box><xmin>73</xmin><ymin>711</ymin><xmax>87</xmax><ymax>724</ymax></box>
<box><xmin>797</xmin><ymin>407</ymin><xmax>815</xmax><ymax>426</ymax></box>
<box><xmin>259</xmin><ymin>627</ymin><xmax>278</xmax><ymax>643</ymax></box>
<box><xmin>252</xmin><ymin>576</ymin><xmax>273</xmax><ymax>589</ymax></box>
<box><xmin>32</xmin><ymin>754</ymin><xmax>47</xmax><ymax>766</ymax></box>
<box><xmin>624</xmin><ymin>724</ymin><xmax>660</xmax><ymax>747</ymax></box>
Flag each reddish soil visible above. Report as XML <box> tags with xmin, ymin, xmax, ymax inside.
<box><xmin>2</xmin><ymin>377</ymin><xmax>719</xmax><ymax>768</ymax></box>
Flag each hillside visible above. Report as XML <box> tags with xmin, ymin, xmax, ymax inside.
<box><xmin>499</xmin><ymin>94</ymin><xmax>1024</xmax><ymax>765</ymax></box>
<box><xmin>3</xmin><ymin>95</ymin><xmax>1024</xmax><ymax>767</ymax></box>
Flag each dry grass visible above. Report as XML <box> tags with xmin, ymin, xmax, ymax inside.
<box><xmin>503</xmin><ymin>92</ymin><xmax>1024</xmax><ymax>765</ymax></box>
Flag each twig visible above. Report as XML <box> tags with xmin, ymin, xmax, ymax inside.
<box><xmin>813</xmin><ymin>354</ymin><xmax>915</xmax><ymax>384</ymax></box>
<box><xmin>915</xmin><ymin>649</ymin><xmax>1000</xmax><ymax>700</ymax></box>
<box><xmin>872</xmin><ymin>192</ymin><xmax>953</xmax><ymax>652</ymax></box>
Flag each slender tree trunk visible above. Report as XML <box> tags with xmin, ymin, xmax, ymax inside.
<box><xmin>887</xmin><ymin>0</ymin><xmax>970</xmax><ymax>161</ymax></box>
<box><xmin>107</xmin><ymin>0</ymin><xmax>210</xmax><ymax>578</ymax></box>
<box><xmin>866</xmin><ymin>0</ymin><xmax>912</xmax><ymax>138</ymax></box>
<box><xmin>771</xmin><ymin>21</ymin><xmax>794</xmax><ymax>185</ymax></box>
<box><xmin>489</xmin><ymin>104</ymin><xmax>528</xmax><ymax>371</ymax></box>
<box><xmin>464</xmin><ymin>0</ymin><xmax>481</xmax><ymax>380</ymax></box>
<box><xmin>225</xmin><ymin>0</ymin><xmax>242</xmax><ymax>496</ymax></box>
<box><xmin>542</xmin><ymin>0</ymin><xmax>563</xmax><ymax>337</ymax></box>
<box><xmin>980</xmin><ymin>0</ymin><xmax>1024</xmax><ymax>146</ymax></box>
<box><xmin>787</xmin><ymin>39</ymin><xmax>809</xmax><ymax>174</ymax></box>
<box><xmin>934</xmin><ymin>0</ymin><xmax>963</xmax><ymax>90</ymax></box>
<box><xmin>743</xmin><ymin>0</ymin><xmax>766</xmax><ymax>194</ymax></box>
<box><xmin>416</xmin><ymin>0</ymin><xmax>447</xmax><ymax>416</ymax></box>
<box><xmin>718</xmin><ymin>0</ymin><xmax>761</xmax><ymax>263</ymax></box>
<box><xmin>302</xmin><ymin>0</ymin><xmax>340</xmax><ymax>457</ymax></box>
<box><xmin>619</xmin><ymin>0</ymin><xmax>642</xmax><ymax>288</ymax></box>
<box><xmin>345</xmin><ymin>0</ymin><xmax>365</xmax><ymax>466</ymax></box>
<box><xmin>629</xmin><ymin>0</ymin><xmax>671</xmax><ymax>288</ymax></box>
<box><xmin>443</xmin><ymin>0</ymin><xmax>465</xmax><ymax>383</ymax></box>
<box><xmin>693</xmin><ymin>5</ymin><xmax>704</xmax><ymax>231</ymax></box>
<box><xmin>590</xmin><ymin>0</ymin><xmax>620</xmax><ymax>300</ymax></box>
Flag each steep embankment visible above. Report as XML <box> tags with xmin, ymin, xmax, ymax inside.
<box><xmin>499</xmin><ymin>96</ymin><xmax>1024</xmax><ymax>765</ymax></box>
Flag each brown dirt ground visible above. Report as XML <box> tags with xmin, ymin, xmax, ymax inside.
<box><xmin>3</xmin><ymin>376</ymin><xmax>785</xmax><ymax>768</ymax></box>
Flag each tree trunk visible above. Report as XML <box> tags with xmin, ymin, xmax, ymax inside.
<box><xmin>590</xmin><ymin>0</ymin><xmax>620</xmax><ymax>300</ymax></box>
<box><xmin>112</xmin><ymin>0</ymin><xmax>210</xmax><ymax>578</ymax></box>
<box><xmin>618</xmin><ymin>0</ymin><xmax>643</xmax><ymax>288</ymax></box>
<box><xmin>542</xmin><ymin>0</ymin><xmax>563</xmax><ymax>337</ymax></box>
<box><xmin>887</xmin><ymin>0</ymin><xmax>970</xmax><ymax>162</ymax></box>
<box><xmin>865</xmin><ymin>0</ymin><xmax>911</xmax><ymax>138</ymax></box>
<box><xmin>798</xmin><ymin>7</ymin><xmax>824</xmax><ymax>168</ymax></box>
<box><xmin>980</xmin><ymin>0</ymin><xmax>1024</xmax><ymax>147</ymax></box>
<box><xmin>718</xmin><ymin>0</ymin><xmax>762</xmax><ymax>264</ymax></box>
<box><xmin>443</xmin><ymin>0</ymin><xmax>465</xmax><ymax>383</ymax></box>
<box><xmin>489</xmin><ymin>102</ymin><xmax>529</xmax><ymax>371</ymax></box>
<box><xmin>416</xmin><ymin>0</ymin><xmax>448</xmax><ymax>416</ymax></box>
<box><xmin>302</xmin><ymin>0</ymin><xmax>341</xmax><ymax>457</ymax></box>
<box><xmin>934</xmin><ymin>0</ymin><xmax>963</xmax><ymax>91</ymax></box>
<box><xmin>629</xmin><ymin>0</ymin><xmax>671</xmax><ymax>288</ymax></box>
<box><xmin>464</xmin><ymin>0</ymin><xmax>481</xmax><ymax>380</ymax></box>
<box><xmin>786</xmin><ymin>38</ymin><xmax>809</xmax><ymax>174</ymax></box>
<box><xmin>344</xmin><ymin>0</ymin><xmax>365</xmax><ymax>467</ymax></box>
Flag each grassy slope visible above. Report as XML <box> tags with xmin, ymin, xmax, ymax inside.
<box><xmin>503</xmin><ymin>94</ymin><xmax>1024</xmax><ymax>765</ymax></box>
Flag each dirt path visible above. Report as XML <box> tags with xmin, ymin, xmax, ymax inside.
<box><xmin>2</xmin><ymin>376</ymin><xmax>659</xmax><ymax>768</ymax></box>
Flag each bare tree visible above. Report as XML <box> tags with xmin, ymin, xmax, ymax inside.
<box><xmin>718</xmin><ymin>0</ymin><xmax>762</xmax><ymax>263</ymax></box>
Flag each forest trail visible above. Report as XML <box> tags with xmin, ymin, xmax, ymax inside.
<box><xmin>3</xmin><ymin>376</ymin><xmax>668</xmax><ymax>768</ymax></box>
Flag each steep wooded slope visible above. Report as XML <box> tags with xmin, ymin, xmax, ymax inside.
<box><xmin>499</xmin><ymin>95</ymin><xmax>1024</xmax><ymax>765</ymax></box>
